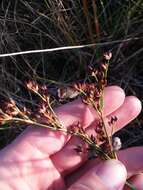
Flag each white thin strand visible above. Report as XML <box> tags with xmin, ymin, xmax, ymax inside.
<box><xmin>0</xmin><ymin>38</ymin><xmax>139</xmax><ymax>58</ymax></box>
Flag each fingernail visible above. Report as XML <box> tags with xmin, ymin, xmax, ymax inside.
<box><xmin>95</xmin><ymin>159</ymin><xmax>127</xmax><ymax>190</ymax></box>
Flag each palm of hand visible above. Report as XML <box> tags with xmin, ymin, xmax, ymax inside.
<box><xmin>0</xmin><ymin>86</ymin><xmax>142</xmax><ymax>190</ymax></box>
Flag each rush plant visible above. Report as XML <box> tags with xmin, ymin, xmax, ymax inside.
<box><xmin>0</xmin><ymin>52</ymin><xmax>120</xmax><ymax>160</ymax></box>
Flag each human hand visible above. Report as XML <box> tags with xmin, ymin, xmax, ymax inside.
<box><xmin>0</xmin><ymin>86</ymin><xmax>142</xmax><ymax>190</ymax></box>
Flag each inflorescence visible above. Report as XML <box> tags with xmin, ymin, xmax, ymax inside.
<box><xmin>0</xmin><ymin>52</ymin><xmax>121</xmax><ymax>160</ymax></box>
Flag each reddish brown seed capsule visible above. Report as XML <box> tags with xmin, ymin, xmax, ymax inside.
<box><xmin>26</xmin><ymin>81</ymin><xmax>39</xmax><ymax>92</ymax></box>
<box><xmin>103</xmin><ymin>52</ymin><xmax>112</xmax><ymax>61</ymax></box>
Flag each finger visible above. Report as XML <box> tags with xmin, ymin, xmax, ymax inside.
<box><xmin>78</xmin><ymin>95</ymin><xmax>141</xmax><ymax>139</ymax></box>
<box><xmin>124</xmin><ymin>173</ymin><xmax>143</xmax><ymax>190</ymax></box>
<box><xmin>55</xmin><ymin>85</ymin><xmax>125</xmax><ymax>128</ymax></box>
<box><xmin>86</xmin><ymin>96</ymin><xmax>141</xmax><ymax>138</ymax></box>
<box><xmin>70</xmin><ymin>146</ymin><xmax>143</xmax><ymax>184</ymax></box>
<box><xmin>51</xmin><ymin>96</ymin><xmax>141</xmax><ymax>175</ymax></box>
<box><xmin>118</xmin><ymin>147</ymin><xmax>143</xmax><ymax>177</ymax></box>
<box><xmin>107</xmin><ymin>96</ymin><xmax>142</xmax><ymax>133</ymax></box>
<box><xmin>67</xmin><ymin>160</ymin><xmax>127</xmax><ymax>190</ymax></box>
<box><xmin>5</xmin><ymin>86</ymin><xmax>125</xmax><ymax>158</ymax></box>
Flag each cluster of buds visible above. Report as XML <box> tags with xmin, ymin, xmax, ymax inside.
<box><xmin>0</xmin><ymin>109</ymin><xmax>12</xmax><ymax>125</ymax></box>
<box><xmin>72</xmin><ymin>52</ymin><xmax>112</xmax><ymax>109</ymax></box>
<box><xmin>68</xmin><ymin>116</ymin><xmax>120</xmax><ymax>159</ymax></box>
<box><xmin>95</xmin><ymin>121</ymin><xmax>107</xmax><ymax>143</ymax></box>
<box><xmin>69</xmin><ymin>122</ymin><xmax>98</xmax><ymax>158</ymax></box>
<box><xmin>1</xmin><ymin>99</ymin><xmax>19</xmax><ymax>117</ymax></box>
<box><xmin>68</xmin><ymin>122</ymin><xmax>87</xmax><ymax>135</ymax></box>
<box><xmin>26</xmin><ymin>80</ymin><xmax>39</xmax><ymax>93</ymax></box>
<box><xmin>0</xmin><ymin>99</ymin><xmax>19</xmax><ymax>125</ymax></box>
<box><xmin>0</xmin><ymin>81</ymin><xmax>59</xmax><ymax>129</ymax></box>
<box><xmin>89</xmin><ymin>52</ymin><xmax>112</xmax><ymax>86</ymax></box>
<box><xmin>25</xmin><ymin>81</ymin><xmax>62</xmax><ymax>129</ymax></box>
<box><xmin>37</xmin><ymin>102</ymin><xmax>58</xmax><ymax>126</ymax></box>
<box><xmin>26</xmin><ymin>81</ymin><xmax>49</xmax><ymax>102</ymax></box>
<box><xmin>0</xmin><ymin>98</ymin><xmax>31</xmax><ymax>125</ymax></box>
<box><xmin>73</xmin><ymin>82</ymin><xmax>104</xmax><ymax>114</ymax></box>
<box><xmin>108</xmin><ymin>116</ymin><xmax>118</xmax><ymax>126</ymax></box>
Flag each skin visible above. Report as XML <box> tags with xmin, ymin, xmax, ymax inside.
<box><xmin>0</xmin><ymin>86</ymin><xmax>142</xmax><ymax>190</ymax></box>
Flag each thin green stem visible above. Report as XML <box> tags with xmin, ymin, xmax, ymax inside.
<box><xmin>47</xmin><ymin>97</ymin><xmax>59</xmax><ymax>123</ymax></box>
<box><xmin>125</xmin><ymin>181</ymin><xmax>137</xmax><ymax>190</ymax></box>
<box><xmin>3</xmin><ymin>116</ymin><xmax>110</xmax><ymax>160</ymax></box>
<box><xmin>12</xmin><ymin>117</ymin><xmax>65</xmax><ymax>132</ymax></box>
<box><xmin>34</xmin><ymin>91</ymin><xmax>47</xmax><ymax>102</ymax></box>
<box><xmin>89</xmin><ymin>93</ymin><xmax>116</xmax><ymax>159</ymax></box>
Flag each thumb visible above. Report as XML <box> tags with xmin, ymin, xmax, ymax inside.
<box><xmin>68</xmin><ymin>160</ymin><xmax>127</xmax><ymax>190</ymax></box>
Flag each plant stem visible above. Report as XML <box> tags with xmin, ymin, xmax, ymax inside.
<box><xmin>6</xmin><ymin>117</ymin><xmax>110</xmax><ymax>160</ymax></box>
<box><xmin>125</xmin><ymin>181</ymin><xmax>137</xmax><ymax>190</ymax></box>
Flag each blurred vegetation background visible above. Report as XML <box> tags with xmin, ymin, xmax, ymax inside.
<box><xmin>0</xmin><ymin>0</ymin><xmax>143</xmax><ymax>149</ymax></box>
